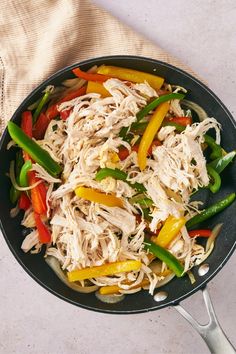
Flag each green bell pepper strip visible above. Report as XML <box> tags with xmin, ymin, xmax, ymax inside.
<box><xmin>129</xmin><ymin>194</ymin><xmax>153</xmax><ymax>208</ymax></box>
<box><xmin>19</xmin><ymin>160</ymin><xmax>32</xmax><ymax>187</ymax></box>
<box><xmin>136</xmin><ymin>93</ymin><xmax>185</xmax><ymax>122</ymax></box>
<box><xmin>186</xmin><ymin>193</ymin><xmax>235</xmax><ymax>229</ymax></box>
<box><xmin>10</xmin><ymin>186</ymin><xmax>21</xmax><ymax>204</ymax></box>
<box><xmin>206</xmin><ymin>165</ymin><xmax>221</xmax><ymax>193</ymax></box>
<box><xmin>7</xmin><ymin>121</ymin><xmax>62</xmax><ymax>178</ymax></box>
<box><xmin>204</xmin><ymin>134</ymin><xmax>223</xmax><ymax>160</ymax></box>
<box><xmin>144</xmin><ymin>239</ymin><xmax>184</xmax><ymax>277</ymax></box>
<box><xmin>208</xmin><ymin>151</ymin><xmax>236</xmax><ymax>174</ymax></box>
<box><xmin>95</xmin><ymin>168</ymin><xmax>146</xmax><ymax>193</ymax></box>
<box><xmin>9</xmin><ymin>151</ymin><xmax>24</xmax><ymax>204</ymax></box>
<box><xmin>32</xmin><ymin>90</ymin><xmax>51</xmax><ymax>123</ymax></box>
<box><xmin>161</xmin><ymin>121</ymin><xmax>186</xmax><ymax>132</ymax></box>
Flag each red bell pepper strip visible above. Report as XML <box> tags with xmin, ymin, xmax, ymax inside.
<box><xmin>188</xmin><ymin>229</ymin><xmax>212</xmax><ymax>238</ymax></box>
<box><xmin>21</xmin><ymin>111</ymin><xmax>33</xmax><ymax>137</ymax></box>
<box><xmin>164</xmin><ymin>116</ymin><xmax>192</xmax><ymax>126</ymax></box>
<box><xmin>72</xmin><ymin>67</ymin><xmax>111</xmax><ymax>82</ymax></box>
<box><xmin>46</xmin><ymin>86</ymin><xmax>86</xmax><ymax>120</ymax></box>
<box><xmin>34</xmin><ymin>212</ymin><xmax>51</xmax><ymax>244</ymax></box>
<box><xmin>33</xmin><ymin>112</ymin><xmax>51</xmax><ymax>140</ymax></box>
<box><xmin>118</xmin><ymin>140</ymin><xmax>161</xmax><ymax>161</ymax></box>
<box><xmin>60</xmin><ymin>109</ymin><xmax>72</xmax><ymax>120</ymax></box>
<box><xmin>18</xmin><ymin>192</ymin><xmax>31</xmax><ymax>211</ymax></box>
<box><xmin>28</xmin><ymin>171</ymin><xmax>47</xmax><ymax>215</ymax></box>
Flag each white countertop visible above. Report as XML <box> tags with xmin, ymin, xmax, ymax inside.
<box><xmin>1</xmin><ymin>1</ymin><xmax>236</xmax><ymax>353</ymax></box>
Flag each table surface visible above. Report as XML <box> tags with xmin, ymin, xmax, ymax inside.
<box><xmin>1</xmin><ymin>1</ymin><xmax>236</xmax><ymax>354</ymax></box>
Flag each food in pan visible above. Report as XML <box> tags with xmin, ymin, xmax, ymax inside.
<box><xmin>7</xmin><ymin>65</ymin><xmax>235</xmax><ymax>300</ymax></box>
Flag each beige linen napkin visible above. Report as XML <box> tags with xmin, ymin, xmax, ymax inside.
<box><xmin>0</xmin><ymin>0</ymin><xmax>197</xmax><ymax>135</ymax></box>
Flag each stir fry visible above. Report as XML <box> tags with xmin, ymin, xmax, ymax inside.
<box><xmin>7</xmin><ymin>65</ymin><xmax>235</xmax><ymax>300</ymax></box>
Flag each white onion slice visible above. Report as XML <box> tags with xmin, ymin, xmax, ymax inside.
<box><xmin>9</xmin><ymin>160</ymin><xmax>41</xmax><ymax>191</ymax></box>
<box><xmin>182</xmin><ymin>99</ymin><xmax>208</xmax><ymax>121</ymax></box>
<box><xmin>95</xmin><ymin>291</ymin><xmax>125</xmax><ymax>303</ymax></box>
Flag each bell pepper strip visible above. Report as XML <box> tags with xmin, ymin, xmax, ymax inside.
<box><xmin>7</xmin><ymin>122</ymin><xmax>62</xmax><ymax>177</ymax></box>
<box><xmin>21</xmin><ymin>111</ymin><xmax>33</xmax><ymax>138</ymax></box>
<box><xmin>32</xmin><ymin>89</ymin><xmax>52</xmax><ymax>123</ymax></box>
<box><xmin>75</xmin><ymin>186</ymin><xmax>123</xmax><ymax>208</ymax></box>
<box><xmin>129</xmin><ymin>194</ymin><xmax>153</xmax><ymax>208</ymax></box>
<box><xmin>33</xmin><ymin>112</ymin><xmax>51</xmax><ymax>140</ymax></box>
<box><xmin>28</xmin><ymin>171</ymin><xmax>47</xmax><ymax>215</ymax></box>
<box><xmin>86</xmin><ymin>81</ymin><xmax>110</xmax><ymax>97</ymax></box>
<box><xmin>118</xmin><ymin>140</ymin><xmax>161</xmax><ymax>161</ymax></box>
<box><xmin>45</xmin><ymin>86</ymin><xmax>86</xmax><ymax>120</ymax></box>
<box><xmin>99</xmin><ymin>279</ymin><xmax>150</xmax><ymax>295</ymax></box>
<box><xmin>188</xmin><ymin>229</ymin><xmax>212</xmax><ymax>238</ymax></box>
<box><xmin>204</xmin><ymin>134</ymin><xmax>223</xmax><ymax>160</ymax></box>
<box><xmin>60</xmin><ymin>109</ymin><xmax>72</xmax><ymax>121</ymax></box>
<box><xmin>164</xmin><ymin>116</ymin><xmax>192</xmax><ymax>126</ymax></box>
<box><xmin>34</xmin><ymin>212</ymin><xmax>51</xmax><ymax>244</ymax></box>
<box><xmin>18</xmin><ymin>192</ymin><xmax>31</xmax><ymax>211</ymax></box>
<box><xmin>72</xmin><ymin>67</ymin><xmax>111</xmax><ymax>82</ymax></box>
<box><xmin>95</xmin><ymin>168</ymin><xmax>146</xmax><ymax>193</ymax></box>
<box><xmin>136</xmin><ymin>93</ymin><xmax>185</xmax><ymax>122</ymax></box>
<box><xmin>152</xmin><ymin>216</ymin><xmax>186</xmax><ymax>248</ymax></box>
<box><xmin>97</xmin><ymin>65</ymin><xmax>164</xmax><ymax>91</ymax></box>
<box><xmin>186</xmin><ymin>193</ymin><xmax>235</xmax><ymax>229</ymax></box>
<box><xmin>144</xmin><ymin>239</ymin><xmax>184</xmax><ymax>277</ymax></box>
<box><xmin>206</xmin><ymin>165</ymin><xmax>221</xmax><ymax>193</ymax></box>
<box><xmin>10</xmin><ymin>186</ymin><xmax>21</xmax><ymax>204</ymax></box>
<box><xmin>161</xmin><ymin>121</ymin><xmax>186</xmax><ymax>132</ymax></box>
<box><xmin>131</xmin><ymin>121</ymin><xmax>148</xmax><ymax>134</ymax></box>
<box><xmin>19</xmin><ymin>160</ymin><xmax>32</xmax><ymax>187</ymax></box>
<box><xmin>67</xmin><ymin>260</ymin><xmax>142</xmax><ymax>282</ymax></box>
<box><xmin>138</xmin><ymin>102</ymin><xmax>170</xmax><ymax>170</ymax></box>
<box><xmin>208</xmin><ymin>151</ymin><xmax>236</xmax><ymax>174</ymax></box>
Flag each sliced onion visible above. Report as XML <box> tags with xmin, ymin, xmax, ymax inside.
<box><xmin>95</xmin><ymin>291</ymin><xmax>125</xmax><ymax>303</ymax></box>
<box><xmin>62</xmin><ymin>78</ymin><xmax>84</xmax><ymax>88</ymax></box>
<box><xmin>9</xmin><ymin>160</ymin><xmax>41</xmax><ymax>191</ymax></box>
<box><xmin>7</xmin><ymin>140</ymin><xmax>16</xmax><ymax>150</ymax></box>
<box><xmin>149</xmin><ymin>260</ymin><xmax>162</xmax><ymax>274</ymax></box>
<box><xmin>45</xmin><ymin>256</ymin><xmax>98</xmax><ymax>293</ymax></box>
<box><xmin>187</xmin><ymin>270</ymin><xmax>196</xmax><ymax>284</ymax></box>
<box><xmin>181</xmin><ymin>99</ymin><xmax>208</xmax><ymax>121</ymax></box>
<box><xmin>10</xmin><ymin>205</ymin><xmax>20</xmax><ymax>218</ymax></box>
<box><xmin>142</xmin><ymin>272</ymin><xmax>175</xmax><ymax>290</ymax></box>
<box><xmin>206</xmin><ymin>223</ymin><xmax>223</xmax><ymax>252</ymax></box>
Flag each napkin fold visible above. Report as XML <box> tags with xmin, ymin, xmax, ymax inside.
<box><xmin>0</xmin><ymin>0</ymin><xmax>197</xmax><ymax>134</ymax></box>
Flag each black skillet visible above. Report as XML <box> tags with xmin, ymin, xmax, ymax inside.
<box><xmin>0</xmin><ymin>56</ymin><xmax>235</xmax><ymax>353</ymax></box>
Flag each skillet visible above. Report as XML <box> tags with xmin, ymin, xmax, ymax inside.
<box><xmin>0</xmin><ymin>56</ymin><xmax>235</xmax><ymax>353</ymax></box>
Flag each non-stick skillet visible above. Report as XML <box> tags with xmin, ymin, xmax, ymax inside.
<box><xmin>0</xmin><ymin>56</ymin><xmax>235</xmax><ymax>353</ymax></box>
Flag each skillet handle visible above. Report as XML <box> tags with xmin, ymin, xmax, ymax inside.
<box><xmin>174</xmin><ymin>286</ymin><xmax>235</xmax><ymax>354</ymax></box>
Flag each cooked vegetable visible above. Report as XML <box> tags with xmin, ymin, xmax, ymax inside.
<box><xmin>188</xmin><ymin>229</ymin><xmax>212</xmax><ymax>238</ymax></box>
<box><xmin>118</xmin><ymin>140</ymin><xmax>161</xmax><ymax>161</ymax></box>
<box><xmin>68</xmin><ymin>260</ymin><xmax>142</xmax><ymax>282</ymax></box>
<box><xmin>153</xmin><ymin>216</ymin><xmax>186</xmax><ymax>248</ymax></box>
<box><xmin>10</xmin><ymin>186</ymin><xmax>21</xmax><ymax>204</ymax></box>
<box><xmin>144</xmin><ymin>239</ymin><xmax>184</xmax><ymax>277</ymax></box>
<box><xmin>207</xmin><ymin>165</ymin><xmax>221</xmax><ymax>193</ymax></box>
<box><xmin>186</xmin><ymin>193</ymin><xmax>235</xmax><ymax>229</ymax></box>
<box><xmin>19</xmin><ymin>160</ymin><xmax>32</xmax><ymax>187</ymax></box>
<box><xmin>161</xmin><ymin>121</ymin><xmax>186</xmax><ymax>132</ymax></box>
<box><xmin>34</xmin><ymin>212</ymin><xmax>51</xmax><ymax>243</ymax></box>
<box><xmin>7</xmin><ymin>121</ymin><xmax>62</xmax><ymax>177</ymax></box>
<box><xmin>33</xmin><ymin>113</ymin><xmax>51</xmax><ymax>140</ymax></box>
<box><xmin>28</xmin><ymin>171</ymin><xmax>47</xmax><ymax>215</ymax></box>
<box><xmin>208</xmin><ymin>151</ymin><xmax>236</xmax><ymax>174</ymax></box>
<box><xmin>136</xmin><ymin>93</ymin><xmax>185</xmax><ymax>122</ymax></box>
<box><xmin>164</xmin><ymin>116</ymin><xmax>192</xmax><ymax>126</ymax></box>
<box><xmin>73</xmin><ymin>67</ymin><xmax>110</xmax><ymax>82</ymax></box>
<box><xmin>204</xmin><ymin>134</ymin><xmax>223</xmax><ymax>160</ymax></box>
<box><xmin>95</xmin><ymin>168</ymin><xmax>146</xmax><ymax>193</ymax></box>
<box><xmin>75</xmin><ymin>186</ymin><xmax>123</xmax><ymax>208</ymax></box>
<box><xmin>97</xmin><ymin>65</ymin><xmax>164</xmax><ymax>90</ymax></box>
<box><xmin>138</xmin><ymin>102</ymin><xmax>169</xmax><ymax>170</ymax></box>
<box><xmin>33</xmin><ymin>87</ymin><xmax>52</xmax><ymax>123</ymax></box>
<box><xmin>86</xmin><ymin>81</ymin><xmax>110</xmax><ymax>97</ymax></box>
<box><xmin>99</xmin><ymin>279</ymin><xmax>150</xmax><ymax>295</ymax></box>
<box><xmin>18</xmin><ymin>193</ymin><xmax>31</xmax><ymax>211</ymax></box>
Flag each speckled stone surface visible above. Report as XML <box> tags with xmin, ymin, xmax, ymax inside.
<box><xmin>1</xmin><ymin>1</ymin><xmax>235</xmax><ymax>353</ymax></box>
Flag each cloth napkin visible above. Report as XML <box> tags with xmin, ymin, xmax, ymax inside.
<box><xmin>0</xmin><ymin>0</ymin><xmax>197</xmax><ymax>135</ymax></box>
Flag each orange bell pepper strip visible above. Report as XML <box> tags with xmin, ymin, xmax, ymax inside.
<box><xmin>75</xmin><ymin>186</ymin><xmax>123</xmax><ymax>208</ymax></box>
<box><xmin>97</xmin><ymin>65</ymin><xmax>164</xmax><ymax>90</ymax></box>
<box><xmin>34</xmin><ymin>212</ymin><xmax>51</xmax><ymax>244</ymax></box>
<box><xmin>46</xmin><ymin>85</ymin><xmax>86</xmax><ymax>120</ymax></box>
<box><xmin>164</xmin><ymin>116</ymin><xmax>192</xmax><ymax>126</ymax></box>
<box><xmin>118</xmin><ymin>139</ymin><xmax>161</xmax><ymax>161</ymax></box>
<box><xmin>86</xmin><ymin>81</ymin><xmax>111</xmax><ymax>97</ymax></box>
<box><xmin>67</xmin><ymin>260</ymin><xmax>142</xmax><ymax>282</ymax></box>
<box><xmin>152</xmin><ymin>215</ymin><xmax>186</xmax><ymax>248</ymax></box>
<box><xmin>138</xmin><ymin>102</ymin><xmax>169</xmax><ymax>170</ymax></box>
<box><xmin>72</xmin><ymin>67</ymin><xmax>111</xmax><ymax>82</ymax></box>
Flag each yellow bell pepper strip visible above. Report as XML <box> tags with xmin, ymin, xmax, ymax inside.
<box><xmin>86</xmin><ymin>81</ymin><xmax>110</xmax><ymax>97</ymax></box>
<box><xmin>67</xmin><ymin>260</ymin><xmax>142</xmax><ymax>282</ymax></box>
<box><xmin>99</xmin><ymin>278</ymin><xmax>150</xmax><ymax>295</ymax></box>
<box><xmin>144</xmin><ymin>239</ymin><xmax>184</xmax><ymax>277</ymax></box>
<box><xmin>152</xmin><ymin>216</ymin><xmax>186</xmax><ymax>248</ymax></box>
<box><xmin>75</xmin><ymin>186</ymin><xmax>123</xmax><ymax>208</ymax></box>
<box><xmin>138</xmin><ymin>101</ymin><xmax>169</xmax><ymax>170</ymax></box>
<box><xmin>97</xmin><ymin>65</ymin><xmax>164</xmax><ymax>90</ymax></box>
